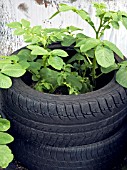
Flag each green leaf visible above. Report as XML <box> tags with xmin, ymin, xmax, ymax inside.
<box><xmin>75</xmin><ymin>39</ymin><xmax>87</xmax><ymax>47</ymax></box>
<box><xmin>104</xmin><ymin>12</ymin><xmax>112</xmax><ymax>18</ymax></box>
<box><xmin>7</xmin><ymin>22</ymin><xmax>22</xmax><ymax>28</ymax></box>
<box><xmin>0</xmin><ymin>55</ymin><xmax>19</xmax><ymax>69</ymax></box>
<box><xmin>103</xmin><ymin>40</ymin><xmax>124</xmax><ymax>59</ymax></box>
<box><xmin>27</xmin><ymin>45</ymin><xmax>49</xmax><ymax>55</ymax></box>
<box><xmin>95</xmin><ymin>45</ymin><xmax>115</xmax><ymax>68</ymax></box>
<box><xmin>76</xmin><ymin>9</ymin><xmax>95</xmax><ymax>28</ymax></box>
<box><xmin>23</xmin><ymin>34</ymin><xmax>33</xmax><ymax>42</ymax></box>
<box><xmin>57</xmin><ymin>75</ymin><xmax>64</xmax><ymax>85</ymax></box>
<box><xmin>43</xmin><ymin>82</ymin><xmax>52</xmax><ymax>90</ymax></box>
<box><xmin>85</xmin><ymin>49</ymin><xmax>95</xmax><ymax>58</ymax></box>
<box><xmin>111</xmin><ymin>12</ymin><xmax>119</xmax><ymax>22</ymax></box>
<box><xmin>17</xmin><ymin>49</ymin><xmax>29</xmax><ymax>61</ymax></box>
<box><xmin>0</xmin><ymin>73</ymin><xmax>12</xmax><ymax>89</ymax></box>
<box><xmin>28</xmin><ymin>62</ymin><xmax>42</xmax><ymax>73</ymax></box>
<box><xmin>104</xmin><ymin>25</ymin><xmax>111</xmax><ymax>29</ymax></box>
<box><xmin>43</xmin><ymin>28</ymin><xmax>62</xmax><ymax>33</ymax></box>
<box><xmin>40</xmin><ymin>68</ymin><xmax>59</xmax><ymax>86</ymax></box>
<box><xmin>93</xmin><ymin>2</ymin><xmax>106</xmax><ymax>17</ymax></box>
<box><xmin>14</xmin><ymin>28</ymin><xmax>25</xmax><ymax>35</ymax></box>
<box><xmin>50</xmin><ymin>33</ymin><xmax>64</xmax><ymax>42</ymax></box>
<box><xmin>64</xmin><ymin>64</ymin><xmax>73</xmax><ymax>72</ymax></box>
<box><xmin>101</xmin><ymin>63</ymin><xmax>118</xmax><ymax>73</ymax></box>
<box><xmin>31</xmin><ymin>26</ymin><xmax>42</xmax><ymax>35</ymax></box>
<box><xmin>118</xmin><ymin>11</ymin><xmax>127</xmax><ymax>17</ymax></box>
<box><xmin>67</xmin><ymin>26</ymin><xmax>82</xmax><ymax>32</ymax></box>
<box><xmin>67</xmin><ymin>53</ymin><xmax>84</xmax><ymax>63</ymax></box>
<box><xmin>66</xmin><ymin>74</ymin><xmax>82</xmax><ymax>90</ymax></box>
<box><xmin>21</xmin><ymin>19</ymin><xmax>30</xmax><ymax>28</ymax></box>
<box><xmin>119</xmin><ymin>60</ymin><xmax>127</xmax><ymax>66</ymax></box>
<box><xmin>76</xmin><ymin>33</ymin><xmax>89</xmax><ymax>39</ymax></box>
<box><xmin>105</xmin><ymin>11</ymin><xmax>120</xmax><ymax>22</ymax></box>
<box><xmin>34</xmin><ymin>82</ymin><xmax>43</xmax><ymax>92</ymax></box>
<box><xmin>76</xmin><ymin>9</ymin><xmax>90</xmax><ymax>21</ymax></box>
<box><xmin>8</xmin><ymin>55</ymin><xmax>19</xmax><ymax>62</ymax></box>
<box><xmin>1</xmin><ymin>64</ymin><xmax>26</xmax><ymax>77</ymax></box>
<box><xmin>116</xmin><ymin>66</ymin><xmax>127</xmax><ymax>88</ymax></box>
<box><xmin>0</xmin><ymin>118</ymin><xmax>10</xmax><ymax>132</ymax></box>
<box><xmin>49</xmin><ymin>11</ymin><xmax>60</xmax><ymax>19</ymax></box>
<box><xmin>122</xmin><ymin>16</ymin><xmax>127</xmax><ymax>29</ymax></box>
<box><xmin>0</xmin><ymin>132</ymin><xmax>14</xmax><ymax>145</ymax></box>
<box><xmin>36</xmin><ymin>59</ymin><xmax>43</xmax><ymax>65</ymax></box>
<box><xmin>0</xmin><ymin>145</ymin><xmax>14</xmax><ymax>168</ymax></box>
<box><xmin>61</xmin><ymin>36</ymin><xmax>75</xmax><ymax>46</ymax></box>
<box><xmin>32</xmin><ymin>75</ymin><xmax>39</xmax><ymax>81</ymax></box>
<box><xmin>111</xmin><ymin>21</ymin><xmax>119</xmax><ymax>29</ymax></box>
<box><xmin>0</xmin><ymin>60</ymin><xmax>11</xmax><ymax>69</ymax></box>
<box><xmin>31</xmin><ymin>36</ymin><xmax>41</xmax><ymax>44</ymax></box>
<box><xmin>48</xmin><ymin>56</ymin><xmax>64</xmax><ymax>70</ymax></box>
<box><xmin>18</xmin><ymin>49</ymin><xmax>37</xmax><ymax>61</ymax></box>
<box><xmin>19</xmin><ymin>61</ymin><xmax>30</xmax><ymax>69</ymax></box>
<box><xmin>59</xmin><ymin>4</ymin><xmax>76</xmax><ymax>12</ymax></box>
<box><xmin>80</xmin><ymin>38</ymin><xmax>100</xmax><ymax>53</ymax></box>
<box><xmin>80</xmin><ymin>80</ymin><xmax>93</xmax><ymax>93</ymax></box>
<box><xmin>93</xmin><ymin>2</ymin><xmax>107</xmax><ymax>9</ymax></box>
<box><xmin>50</xmin><ymin>49</ymin><xmax>68</xmax><ymax>57</ymax></box>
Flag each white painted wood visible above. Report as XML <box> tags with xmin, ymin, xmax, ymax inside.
<box><xmin>1</xmin><ymin>0</ymin><xmax>127</xmax><ymax>56</ymax></box>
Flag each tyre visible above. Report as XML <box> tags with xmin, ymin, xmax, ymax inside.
<box><xmin>1</xmin><ymin>44</ymin><xmax>127</xmax><ymax>147</ymax></box>
<box><xmin>1</xmin><ymin>74</ymin><xmax>127</xmax><ymax>146</ymax></box>
<box><xmin>10</xmin><ymin>122</ymin><xmax>127</xmax><ymax>170</ymax></box>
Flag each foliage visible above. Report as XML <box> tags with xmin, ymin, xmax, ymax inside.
<box><xmin>1</xmin><ymin>3</ymin><xmax>127</xmax><ymax>94</ymax></box>
<box><xmin>0</xmin><ymin>115</ymin><xmax>14</xmax><ymax>168</ymax></box>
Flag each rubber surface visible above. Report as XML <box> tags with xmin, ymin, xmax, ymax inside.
<box><xmin>1</xmin><ymin>76</ymin><xmax>127</xmax><ymax>146</ymax></box>
<box><xmin>10</xmin><ymin>123</ymin><xmax>127</xmax><ymax>170</ymax></box>
<box><xmin>1</xmin><ymin>47</ymin><xmax>127</xmax><ymax>170</ymax></box>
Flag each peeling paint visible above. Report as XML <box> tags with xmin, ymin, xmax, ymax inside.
<box><xmin>18</xmin><ymin>3</ymin><xmax>28</xmax><ymax>13</ymax></box>
<box><xmin>35</xmin><ymin>0</ymin><xmax>51</xmax><ymax>7</ymax></box>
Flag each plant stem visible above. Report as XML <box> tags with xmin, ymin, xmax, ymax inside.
<box><xmin>92</xmin><ymin>18</ymin><xmax>103</xmax><ymax>84</ymax></box>
<box><xmin>98</xmin><ymin>20</ymin><xmax>111</xmax><ymax>39</ymax></box>
<box><xmin>91</xmin><ymin>56</ymin><xmax>96</xmax><ymax>83</ymax></box>
<box><xmin>96</xmin><ymin>18</ymin><xmax>103</xmax><ymax>39</ymax></box>
<box><xmin>86</xmin><ymin>55</ymin><xmax>92</xmax><ymax>65</ymax></box>
<box><xmin>95</xmin><ymin>72</ymin><xmax>104</xmax><ymax>78</ymax></box>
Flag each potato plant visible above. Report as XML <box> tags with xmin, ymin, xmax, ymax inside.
<box><xmin>0</xmin><ymin>115</ymin><xmax>14</xmax><ymax>168</ymax></box>
<box><xmin>0</xmin><ymin>3</ymin><xmax>127</xmax><ymax>94</ymax></box>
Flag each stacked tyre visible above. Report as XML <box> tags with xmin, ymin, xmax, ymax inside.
<box><xmin>1</xmin><ymin>75</ymin><xmax>127</xmax><ymax>170</ymax></box>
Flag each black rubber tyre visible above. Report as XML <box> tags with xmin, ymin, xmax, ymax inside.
<box><xmin>1</xmin><ymin>73</ymin><xmax>127</xmax><ymax>147</ymax></box>
<box><xmin>10</xmin><ymin>122</ymin><xmax>127</xmax><ymax>170</ymax></box>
